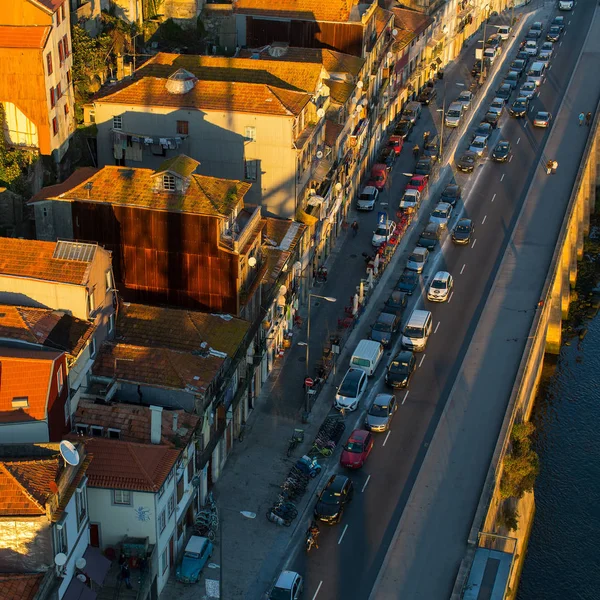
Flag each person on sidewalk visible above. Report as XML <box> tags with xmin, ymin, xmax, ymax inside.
<box><xmin>586</xmin><ymin>112</ymin><xmax>592</xmax><ymax>126</ymax></box>
<box><xmin>351</xmin><ymin>220</ymin><xmax>359</xmax><ymax>237</ymax></box>
<box><xmin>579</xmin><ymin>112</ymin><xmax>585</xmax><ymax>126</ymax></box>
<box><xmin>121</xmin><ymin>562</ymin><xmax>133</xmax><ymax>590</ymax></box>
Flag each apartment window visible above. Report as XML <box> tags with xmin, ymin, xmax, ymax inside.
<box><xmin>52</xmin><ymin>117</ymin><xmax>58</xmax><ymax>136</ymax></box>
<box><xmin>57</xmin><ymin>365</ymin><xmax>64</xmax><ymax>393</ymax></box>
<box><xmin>113</xmin><ymin>115</ymin><xmax>122</xmax><ymax>130</ymax></box>
<box><xmin>56</xmin><ymin>7</ymin><xmax>61</xmax><ymax>25</ymax></box>
<box><xmin>90</xmin><ymin>425</ymin><xmax>103</xmax><ymax>437</ymax></box>
<box><xmin>163</xmin><ymin>174</ymin><xmax>176</xmax><ymax>191</ymax></box>
<box><xmin>50</xmin><ymin>87</ymin><xmax>56</xmax><ymax>108</ymax></box>
<box><xmin>46</xmin><ymin>52</ymin><xmax>53</xmax><ymax>75</ymax></box>
<box><xmin>168</xmin><ymin>494</ymin><xmax>175</xmax><ymax>517</ymax></box>
<box><xmin>113</xmin><ymin>490</ymin><xmax>131</xmax><ymax>505</ymax></box>
<box><xmin>60</xmin><ymin>2</ymin><xmax>65</xmax><ymax>21</ymax></box>
<box><xmin>89</xmin><ymin>336</ymin><xmax>97</xmax><ymax>358</ymax></box>
<box><xmin>58</xmin><ymin>41</ymin><xmax>64</xmax><ymax>66</ymax></box>
<box><xmin>55</xmin><ymin>516</ymin><xmax>68</xmax><ymax>554</ymax></box>
<box><xmin>159</xmin><ymin>509</ymin><xmax>166</xmax><ymax>533</ymax></box>
<box><xmin>56</xmin><ymin>83</ymin><xmax>62</xmax><ymax>100</ymax></box>
<box><xmin>75</xmin><ymin>484</ymin><xmax>88</xmax><ymax>529</ymax></box>
<box><xmin>107</xmin><ymin>428</ymin><xmax>121</xmax><ymax>440</ymax></box>
<box><xmin>76</xmin><ymin>424</ymin><xmax>89</xmax><ymax>435</ymax></box>
<box><xmin>12</xmin><ymin>397</ymin><xmax>29</xmax><ymax>408</ymax></box>
<box><xmin>108</xmin><ymin>313</ymin><xmax>115</xmax><ymax>334</ymax></box>
<box><xmin>42</xmin><ymin>207</ymin><xmax>48</xmax><ymax>218</ymax></box>
<box><xmin>66</xmin><ymin>69</ymin><xmax>71</xmax><ymax>85</ymax></box>
<box><xmin>176</xmin><ymin>477</ymin><xmax>184</xmax><ymax>504</ymax></box>
<box><xmin>62</xmin><ymin>34</ymin><xmax>70</xmax><ymax>58</ymax></box>
<box><xmin>176</xmin><ymin>120</ymin><xmax>189</xmax><ymax>135</ymax></box>
<box><xmin>244</xmin><ymin>126</ymin><xmax>256</xmax><ymax>141</ymax></box>
<box><xmin>187</xmin><ymin>457</ymin><xmax>194</xmax><ymax>482</ymax></box>
<box><xmin>64</xmin><ymin>103</ymin><xmax>69</xmax><ymax>116</ymax></box>
<box><xmin>87</xmin><ymin>290</ymin><xmax>95</xmax><ymax>316</ymax></box>
<box><xmin>244</xmin><ymin>159</ymin><xmax>258</xmax><ymax>181</ymax></box>
<box><xmin>161</xmin><ymin>548</ymin><xmax>168</xmax><ymax>574</ymax></box>
<box><xmin>105</xmin><ymin>269</ymin><xmax>114</xmax><ymax>292</ymax></box>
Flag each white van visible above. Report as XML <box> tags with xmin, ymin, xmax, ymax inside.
<box><xmin>401</xmin><ymin>310</ymin><xmax>433</xmax><ymax>352</ymax></box>
<box><xmin>526</xmin><ymin>61</ymin><xmax>546</xmax><ymax>87</ymax></box>
<box><xmin>350</xmin><ymin>339</ymin><xmax>384</xmax><ymax>376</ymax></box>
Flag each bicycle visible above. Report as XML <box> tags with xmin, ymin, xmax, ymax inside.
<box><xmin>266</xmin><ymin>511</ymin><xmax>292</xmax><ymax>526</ymax></box>
<box><xmin>310</xmin><ymin>444</ymin><xmax>333</xmax><ymax>457</ymax></box>
<box><xmin>194</xmin><ymin>525</ymin><xmax>216</xmax><ymax>541</ymax></box>
<box><xmin>286</xmin><ymin>428</ymin><xmax>305</xmax><ymax>457</ymax></box>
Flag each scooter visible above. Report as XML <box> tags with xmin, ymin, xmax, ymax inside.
<box><xmin>295</xmin><ymin>455</ymin><xmax>322</xmax><ymax>478</ymax></box>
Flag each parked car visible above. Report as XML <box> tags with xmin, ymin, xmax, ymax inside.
<box><xmin>356</xmin><ymin>185</ymin><xmax>379</xmax><ymax>211</ymax></box>
<box><xmin>509</xmin><ymin>97</ymin><xmax>529</xmax><ymax>117</ymax></box>
<box><xmin>385</xmin><ymin>351</ymin><xmax>416</xmax><ymax>389</ymax></box>
<box><xmin>367</xmin><ymin>164</ymin><xmax>388</xmax><ymax>191</ymax></box>
<box><xmin>406</xmin><ymin>175</ymin><xmax>428</xmax><ymax>193</ymax></box>
<box><xmin>384</xmin><ymin>290</ymin><xmax>408</xmax><ymax>317</ymax></box>
<box><xmin>407</xmin><ymin>246</ymin><xmax>429</xmax><ymax>273</ymax></box>
<box><xmin>176</xmin><ymin>536</ymin><xmax>213</xmax><ymax>583</ymax></box>
<box><xmin>415</xmin><ymin>157</ymin><xmax>433</xmax><ymax>176</ymax></box>
<box><xmin>417</xmin><ymin>86</ymin><xmax>437</xmax><ymax>105</ymax></box>
<box><xmin>365</xmin><ymin>393</ymin><xmax>398</xmax><ymax>430</ymax></box>
<box><xmin>441</xmin><ymin>183</ymin><xmax>461</xmax><ymax>206</ymax></box>
<box><xmin>314</xmin><ymin>475</ymin><xmax>353</xmax><ymax>524</ymax></box>
<box><xmin>372</xmin><ymin>219</ymin><xmax>396</xmax><ymax>247</ymax></box>
<box><xmin>399</xmin><ymin>188</ymin><xmax>421</xmax><ymax>212</ymax></box>
<box><xmin>429</xmin><ymin>202</ymin><xmax>453</xmax><ymax>229</ymax></box>
<box><xmin>445</xmin><ymin>102</ymin><xmax>464</xmax><ymax>128</ymax></box>
<box><xmin>533</xmin><ymin>111</ymin><xmax>552</xmax><ymax>128</ymax></box>
<box><xmin>427</xmin><ymin>271</ymin><xmax>454</xmax><ymax>302</ymax></box>
<box><xmin>452</xmin><ymin>218</ymin><xmax>474</xmax><ymax>244</ymax></box>
<box><xmin>335</xmin><ymin>368</ymin><xmax>368</xmax><ymax>411</ymax></box>
<box><xmin>396</xmin><ymin>268</ymin><xmax>420</xmax><ymax>294</ymax></box>
<box><xmin>388</xmin><ymin>135</ymin><xmax>404</xmax><ymax>156</ymax></box>
<box><xmin>456</xmin><ymin>90</ymin><xmax>474</xmax><ymax>111</ymax></box>
<box><xmin>423</xmin><ymin>141</ymin><xmax>440</xmax><ymax>162</ymax></box>
<box><xmin>418</xmin><ymin>222</ymin><xmax>443</xmax><ymax>250</ymax></box>
<box><xmin>456</xmin><ymin>151</ymin><xmax>477</xmax><ymax>173</ymax></box>
<box><xmin>469</xmin><ymin>136</ymin><xmax>488</xmax><ymax>157</ymax></box>
<box><xmin>492</xmin><ymin>140</ymin><xmax>511</xmax><ymax>162</ymax></box>
<box><xmin>402</xmin><ymin>101</ymin><xmax>422</xmax><ymax>124</ymax></box>
<box><xmin>394</xmin><ymin>119</ymin><xmax>413</xmax><ymax>139</ymax></box>
<box><xmin>370</xmin><ymin>311</ymin><xmax>401</xmax><ymax>347</ymax></box>
<box><xmin>269</xmin><ymin>571</ymin><xmax>303</xmax><ymax>600</ymax></box>
<box><xmin>519</xmin><ymin>81</ymin><xmax>538</xmax><ymax>100</ymax></box>
<box><xmin>497</xmin><ymin>25</ymin><xmax>511</xmax><ymax>40</ymax></box>
<box><xmin>378</xmin><ymin>147</ymin><xmax>395</xmax><ymax>171</ymax></box>
<box><xmin>340</xmin><ymin>429</ymin><xmax>374</xmax><ymax>469</ymax></box>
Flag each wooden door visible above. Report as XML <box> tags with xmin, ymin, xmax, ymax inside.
<box><xmin>89</xmin><ymin>523</ymin><xmax>100</xmax><ymax>547</ymax></box>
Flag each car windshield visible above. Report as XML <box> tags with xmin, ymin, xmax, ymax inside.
<box><xmin>498</xmin><ymin>143</ymin><xmax>509</xmax><ymax>151</ymax></box>
<box><xmin>401</xmin><ymin>270</ymin><xmax>416</xmax><ymax>281</ymax></box>
<box><xmin>390</xmin><ymin>360</ymin><xmax>409</xmax><ymax>371</ymax></box>
<box><xmin>404</xmin><ymin>325</ymin><xmax>423</xmax><ymax>338</ymax></box>
<box><xmin>372</xmin><ymin>175</ymin><xmax>384</xmax><ymax>182</ymax></box>
<box><xmin>339</xmin><ymin>377</ymin><xmax>358</xmax><ymax>397</ymax></box>
<box><xmin>432</xmin><ymin>209</ymin><xmax>448</xmax><ymax>218</ymax></box>
<box><xmin>456</xmin><ymin>223</ymin><xmax>471</xmax><ymax>232</ymax></box>
<box><xmin>507</xmin><ymin>73</ymin><xmax>518</xmax><ymax>80</ymax></box>
<box><xmin>359</xmin><ymin>193</ymin><xmax>373</xmax><ymax>200</ymax></box>
<box><xmin>369</xmin><ymin>402</ymin><xmax>389</xmax><ymax>416</ymax></box>
<box><xmin>431</xmin><ymin>280</ymin><xmax>447</xmax><ymax>289</ymax></box>
<box><xmin>345</xmin><ymin>441</ymin><xmax>364</xmax><ymax>453</ymax></box>
<box><xmin>537</xmin><ymin>113</ymin><xmax>548</xmax><ymax>119</ymax></box>
<box><xmin>523</xmin><ymin>83</ymin><xmax>535</xmax><ymax>90</ymax></box>
<box><xmin>375</xmin><ymin>226</ymin><xmax>388</xmax><ymax>236</ymax></box>
<box><xmin>472</xmin><ymin>141</ymin><xmax>484</xmax><ymax>149</ymax></box>
<box><xmin>447</xmin><ymin>109</ymin><xmax>461</xmax><ymax>117</ymax></box>
<box><xmin>462</xmin><ymin>155</ymin><xmax>475</xmax><ymax>164</ymax></box>
<box><xmin>409</xmin><ymin>253</ymin><xmax>424</xmax><ymax>263</ymax></box>
<box><xmin>373</xmin><ymin>321</ymin><xmax>392</xmax><ymax>332</ymax></box>
<box><xmin>443</xmin><ymin>188</ymin><xmax>458</xmax><ymax>197</ymax></box>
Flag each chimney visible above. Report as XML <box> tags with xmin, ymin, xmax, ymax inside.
<box><xmin>173</xmin><ymin>412</ymin><xmax>178</xmax><ymax>432</ymax></box>
<box><xmin>150</xmin><ymin>405</ymin><xmax>163</xmax><ymax>444</ymax></box>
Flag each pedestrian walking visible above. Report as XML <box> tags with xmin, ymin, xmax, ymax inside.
<box><xmin>586</xmin><ymin>112</ymin><xmax>592</xmax><ymax>126</ymax></box>
<box><xmin>351</xmin><ymin>220</ymin><xmax>359</xmax><ymax>237</ymax></box>
<box><xmin>412</xmin><ymin>144</ymin><xmax>420</xmax><ymax>158</ymax></box>
<box><xmin>121</xmin><ymin>562</ymin><xmax>132</xmax><ymax>590</ymax></box>
<box><xmin>423</xmin><ymin>131</ymin><xmax>430</xmax><ymax>145</ymax></box>
<box><xmin>578</xmin><ymin>112</ymin><xmax>585</xmax><ymax>126</ymax></box>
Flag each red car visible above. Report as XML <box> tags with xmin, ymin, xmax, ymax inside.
<box><xmin>406</xmin><ymin>174</ymin><xmax>428</xmax><ymax>193</ymax></box>
<box><xmin>339</xmin><ymin>429</ymin><xmax>374</xmax><ymax>469</ymax></box>
<box><xmin>388</xmin><ymin>135</ymin><xmax>404</xmax><ymax>156</ymax></box>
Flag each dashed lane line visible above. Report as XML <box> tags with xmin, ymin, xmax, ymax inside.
<box><xmin>338</xmin><ymin>525</ymin><xmax>349</xmax><ymax>545</ymax></box>
<box><xmin>362</xmin><ymin>475</ymin><xmax>371</xmax><ymax>493</ymax></box>
<box><xmin>460</xmin><ymin>264</ymin><xmax>466</xmax><ymax>274</ymax></box>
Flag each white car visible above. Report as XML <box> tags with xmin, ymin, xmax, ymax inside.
<box><xmin>427</xmin><ymin>271</ymin><xmax>454</xmax><ymax>302</ymax></box>
<box><xmin>429</xmin><ymin>202</ymin><xmax>453</xmax><ymax>229</ymax></box>
<box><xmin>335</xmin><ymin>368</ymin><xmax>368</xmax><ymax>411</ymax></box>
<box><xmin>399</xmin><ymin>188</ymin><xmax>421</xmax><ymax>211</ymax></box>
<box><xmin>269</xmin><ymin>571</ymin><xmax>303</xmax><ymax>600</ymax></box>
<box><xmin>469</xmin><ymin>136</ymin><xmax>488</xmax><ymax>158</ymax></box>
<box><xmin>372</xmin><ymin>220</ymin><xmax>396</xmax><ymax>247</ymax></box>
<box><xmin>525</xmin><ymin>41</ymin><xmax>538</xmax><ymax>56</ymax></box>
<box><xmin>497</xmin><ymin>25</ymin><xmax>511</xmax><ymax>40</ymax></box>
<box><xmin>406</xmin><ymin>246</ymin><xmax>429</xmax><ymax>273</ymax></box>
<box><xmin>519</xmin><ymin>81</ymin><xmax>538</xmax><ymax>100</ymax></box>
<box><xmin>356</xmin><ymin>186</ymin><xmax>378</xmax><ymax>211</ymax></box>
<box><xmin>488</xmin><ymin>97</ymin><xmax>505</xmax><ymax>115</ymax></box>
<box><xmin>558</xmin><ymin>0</ymin><xmax>573</xmax><ymax>10</ymax></box>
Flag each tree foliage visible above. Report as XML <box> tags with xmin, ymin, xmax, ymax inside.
<box><xmin>71</xmin><ymin>24</ymin><xmax>112</xmax><ymax>88</ymax></box>
<box><xmin>499</xmin><ymin>422</ymin><xmax>539</xmax><ymax>500</ymax></box>
<box><xmin>0</xmin><ymin>105</ymin><xmax>34</xmax><ymax>193</ymax></box>
<box><xmin>497</xmin><ymin>502</ymin><xmax>519</xmax><ymax>532</ymax></box>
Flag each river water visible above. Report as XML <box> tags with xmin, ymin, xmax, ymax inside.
<box><xmin>518</xmin><ymin>317</ymin><xmax>600</xmax><ymax>599</ymax></box>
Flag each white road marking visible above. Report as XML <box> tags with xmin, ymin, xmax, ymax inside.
<box><xmin>448</xmin><ymin>291</ymin><xmax>454</xmax><ymax>303</ymax></box>
<box><xmin>560</xmin><ymin>41</ymin><xmax>562</xmax><ymax>46</ymax></box>
<box><xmin>517</xmin><ymin>137</ymin><xmax>521</xmax><ymax>145</ymax></box>
<box><xmin>500</xmin><ymin>174</ymin><xmax>505</xmax><ymax>182</ymax></box>
<box><xmin>471</xmin><ymin>239</ymin><xmax>477</xmax><ymax>249</ymax></box>
<box><xmin>338</xmin><ymin>525</ymin><xmax>349</xmax><ymax>545</ymax></box>
<box><xmin>460</xmin><ymin>264</ymin><xmax>466</xmax><ymax>274</ymax></box>
<box><xmin>361</xmin><ymin>475</ymin><xmax>371</xmax><ymax>493</ymax></box>
<box><xmin>418</xmin><ymin>354</ymin><xmax>426</xmax><ymax>367</ymax></box>
<box><xmin>568</xmin><ymin>20</ymin><xmax>571</xmax><ymax>25</ymax></box>
<box><xmin>434</xmin><ymin>321</ymin><xmax>440</xmax><ymax>334</ymax></box>
<box><xmin>524</xmin><ymin>121</ymin><xmax>528</xmax><ymax>128</ymax></box>
<box><xmin>312</xmin><ymin>582</ymin><xmax>323</xmax><ymax>600</ymax></box>
<box><xmin>509</xmin><ymin>155</ymin><xmax>513</xmax><ymax>163</ymax></box>
<box><xmin>383</xmin><ymin>431</ymin><xmax>391</xmax><ymax>446</ymax></box>
<box><xmin>492</xmin><ymin>193</ymin><xmax>496</xmax><ymax>202</ymax></box>
<box><xmin>548</xmin><ymin>65</ymin><xmax>552</xmax><ymax>71</ymax></box>
<box><xmin>482</xmin><ymin>215</ymin><xmax>487</xmax><ymax>225</ymax></box>
<box><xmin>402</xmin><ymin>390</ymin><xmax>409</xmax><ymax>404</ymax></box>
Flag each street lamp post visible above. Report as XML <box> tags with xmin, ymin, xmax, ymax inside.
<box><xmin>437</xmin><ymin>82</ymin><xmax>464</xmax><ymax>158</ymax></box>
<box><xmin>479</xmin><ymin>6</ymin><xmax>490</xmax><ymax>86</ymax></box>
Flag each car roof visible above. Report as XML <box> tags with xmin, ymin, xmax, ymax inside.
<box><xmin>403</xmin><ymin>188</ymin><xmax>420</xmax><ymax>197</ymax></box>
<box><xmin>329</xmin><ymin>474</ymin><xmax>349</xmax><ymax>492</ymax></box>
<box><xmin>185</xmin><ymin>536</ymin><xmax>208</xmax><ymax>553</ymax></box>
<box><xmin>434</xmin><ymin>201</ymin><xmax>452</xmax><ymax>210</ymax></box>
<box><xmin>444</xmin><ymin>183</ymin><xmax>460</xmax><ymax>193</ymax></box>
<box><xmin>411</xmin><ymin>246</ymin><xmax>428</xmax><ymax>255</ymax></box>
<box><xmin>376</xmin><ymin>311</ymin><xmax>396</xmax><ymax>324</ymax></box>
<box><xmin>423</xmin><ymin>221</ymin><xmax>441</xmax><ymax>232</ymax></box>
<box><xmin>472</xmin><ymin>136</ymin><xmax>486</xmax><ymax>144</ymax></box>
<box><xmin>457</xmin><ymin>217</ymin><xmax>472</xmax><ymax>225</ymax></box>
<box><xmin>432</xmin><ymin>270</ymin><xmax>451</xmax><ymax>281</ymax></box>
<box><xmin>348</xmin><ymin>429</ymin><xmax>370</xmax><ymax>442</ymax></box>
<box><xmin>275</xmin><ymin>571</ymin><xmax>300</xmax><ymax>590</ymax></box>
<box><xmin>537</xmin><ymin>111</ymin><xmax>549</xmax><ymax>116</ymax></box>
<box><xmin>393</xmin><ymin>351</ymin><xmax>413</xmax><ymax>362</ymax></box>
<box><xmin>362</xmin><ymin>185</ymin><xmax>377</xmax><ymax>194</ymax></box>
<box><xmin>410</xmin><ymin>174</ymin><xmax>426</xmax><ymax>181</ymax></box>
<box><xmin>374</xmin><ymin>393</ymin><xmax>395</xmax><ymax>404</ymax></box>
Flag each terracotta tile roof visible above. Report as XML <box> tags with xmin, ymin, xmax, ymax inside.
<box><xmin>324</xmin><ymin>119</ymin><xmax>344</xmax><ymax>147</ymax></box>
<box><xmin>52</xmin><ymin>163</ymin><xmax>251</xmax><ymax>218</ymax></box>
<box><xmin>30</xmin><ymin>168</ymin><xmax>98</xmax><ymax>203</ymax></box>
<box><xmin>392</xmin><ymin>7</ymin><xmax>434</xmax><ymax>37</ymax></box>
<box><xmin>262</xmin><ymin>248</ymin><xmax>291</xmax><ymax>286</ymax></box>
<box><xmin>233</xmin><ymin>0</ymin><xmax>358</xmax><ymax>22</ymax></box>
<box><xmin>238</xmin><ymin>47</ymin><xmax>365</xmax><ymax>77</ymax></box>
<box><xmin>31</xmin><ymin>0</ymin><xmax>64</xmax><ymax>12</ymax></box>
<box><xmin>0</xmin><ymin>238</ymin><xmax>93</xmax><ymax>286</ymax></box>
<box><xmin>0</xmin><ymin>573</ymin><xmax>45</xmax><ymax>600</ymax></box>
<box><xmin>374</xmin><ymin>6</ymin><xmax>394</xmax><ymax>37</ymax></box>
<box><xmin>83</xmin><ymin>438</ymin><xmax>181</xmax><ymax>492</ymax></box>
<box><xmin>0</xmin><ymin>347</ymin><xmax>62</xmax><ymax>424</ymax></box>
<box><xmin>74</xmin><ymin>400</ymin><xmax>200</xmax><ymax>446</ymax></box>
<box><xmin>116</xmin><ymin>303</ymin><xmax>250</xmax><ymax>357</ymax></box>
<box><xmin>0</xmin><ymin>25</ymin><xmax>51</xmax><ymax>49</ymax></box>
<box><xmin>326</xmin><ymin>79</ymin><xmax>355</xmax><ymax>104</ymax></box>
<box><xmin>0</xmin><ymin>305</ymin><xmax>95</xmax><ymax>359</ymax></box>
<box><xmin>262</xmin><ymin>217</ymin><xmax>306</xmax><ymax>252</ymax></box>
<box><xmin>91</xmin><ymin>342</ymin><xmax>224</xmax><ymax>393</ymax></box>
<box><xmin>155</xmin><ymin>155</ymin><xmax>200</xmax><ymax>178</ymax></box>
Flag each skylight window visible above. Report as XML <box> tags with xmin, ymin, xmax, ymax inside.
<box><xmin>163</xmin><ymin>174</ymin><xmax>176</xmax><ymax>191</ymax></box>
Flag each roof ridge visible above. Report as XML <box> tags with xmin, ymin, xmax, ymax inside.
<box><xmin>184</xmin><ymin>310</ymin><xmax>205</xmax><ymax>345</ymax></box>
<box><xmin>126</xmin><ymin>443</ymin><xmax>159</xmax><ymax>492</ymax></box>
<box><xmin>1</xmin><ymin>463</ymin><xmax>47</xmax><ymax>513</ymax></box>
<box><xmin>161</xmin><ymin>348</ymin><xmax>187</xmax><ymax>390</ymax></box>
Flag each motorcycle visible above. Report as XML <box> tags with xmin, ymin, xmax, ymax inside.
<box><xmin>295</xmin><ymin>455</ymin><xmax>322</xmax><ymax>478</ymax></box>
<box><xmin>306</xmin><ymin>522</ymin><xmax>320</xmax><ymax>552</ymax></box>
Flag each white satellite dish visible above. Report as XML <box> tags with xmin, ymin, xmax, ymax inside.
<box><xmin>392</xmin><ymin>28</ymin><xmax>398</xmax><ymax>37</ymax></box>
<box><xmin>248</xmin><ymin>257</ymin><xmax>257</xmax><ymax>267</ymax></box>
<box><xmin>316</xmin><ymin>108</ymin><xmax>325</xmax><ymax>118</ymax></box>
<box><xmin>356</xmin><ymin>80</ymin><xmax>363</xmax><ymax>89</ymax></box>
<box><xmin>54</xmin><ymin>553</ymin><xmax>67</xmax><ymax>567</ymax></box>
<box><xmin>279</xmin><ymin>285</ymin><xmax>287</xmax><ymax>296</ymax></box>
<box><xmin>316</xmin><ymin>150</ymin><xmax>323</xmax><ymax>159</ymax></box>
<box><xmin>387</xmin><ymin>51</ymin><xmax>393</xmax><ymax>59</ymax></box>
<box><xmin>77</xmin><ymin>574</ymin><xmax>87</xmax><ymax>583</ymax></box>
<box><xmin>76</xmin><ymin>557</ymin><xmax>87</xmax><ymax>570</ymax></box>
<box><xmin>335</xmin><ymin>182</ymin><xmax>343</xmax><ymax>191</ymax></box>
<box><xmin>59</xmin><ymin>440</ymin><xmax>80</xmax><ymax>466</ymax></box>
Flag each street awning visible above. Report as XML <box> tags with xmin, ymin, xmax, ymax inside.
<box><xmin>82</xmin><ymin>546</ymin><xmax>111</xmax><ymax>586</ymax></box>
<box><xmin>311</xmin><ymin>159</ymin><xmax>333</xmax><ymax>184</ymax></box>
<box><xmin>63</xmin><ymin>577</ymin><xmax>97</xmax><ymax>600</ymax></box>
<box><xmin>296</xmin><ymin>208</ymin><xmax>318</xmax><ymax>226</ymax></box>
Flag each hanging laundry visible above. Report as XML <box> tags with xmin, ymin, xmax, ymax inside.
<box><xmin>144</xmin><ymin>137</ymin><xmax>153</xmax><ymax>145</ymax></box>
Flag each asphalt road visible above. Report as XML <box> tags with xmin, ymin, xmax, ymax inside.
<box><xmin>279</xmin><ymin>2</ymin><xmax>598</xmax><ymax>599</ymax></box>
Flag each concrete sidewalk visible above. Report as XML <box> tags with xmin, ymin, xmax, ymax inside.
<box><xmin>369</xmin><ymin>4</ymin><xmax>600</xmax><ymax>600</ymax></box>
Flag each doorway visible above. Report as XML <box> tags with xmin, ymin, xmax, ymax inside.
<box><xmin>89</xmin><ymin>523</ymin><xmax>100</xmax><ymax>547</ymax></box>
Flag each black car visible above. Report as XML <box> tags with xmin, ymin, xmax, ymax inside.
<box><xmin>314</xmin><ymin>475</ymin><xmax>353</xmax><ymax>524</ymax></box>
<box><xmin>385</xmin><ymin>351</ymin><xmax>416</xmax><ymax>389</ymax></box>
<box><xmin>417</xmin><ymin>222</ymin><xmax>443</xmax><ymax>250</ymax></box>
<box><xmin>516</xmin><ymin>50</ymin><xmax>530</xmax><ymax>64</ymax></box>
<box><xmin>456</xmin><ymin>151</ymin><xmax>477</xmax><ymax>174</ymax></box>
<box><xmin>552</xmin><ymin>16</ymin><xmax>565</xmax><ymax>32</ymax></box>
<box><xmin>441</xmin><ymin>183</ymin><xmax>461</xmax><ymax>206</ymax></box>
<box><xmin>370</xmin><ymin>311</ymin><xmax>401</xmax><ymax>346</ymax></box>
<box><xmin>452</xmin><ymin>218</ymin><xmax>474</xmax><ymax>244</ymax></box>
<box><xmin>417</xmin><ymin>87</ymin><xmax>437</xmax><ymax>105</ymax></box>
<box><xmin>492</xmin><ymin>140</ymin><xmax>511</xmax><ymax>162</ymax></box>
<box><xmin>486</xmin><ymin>34</ymin><xmax>502</xmax><ymax>49</ymax></box>
<box><xmin>473</xmin><ymin>122</ymin><xmax>493</xmax><ymax>141</ymax></box>
<box><xmin>384</xmin><ymin>290</ymin><xmax>408</xmax><ymax>317</ymax></box>
<box><xmin>394</xmin><ymin>119</ymin><xmax>413</xmax><ymax>139</ymax></box>
<box><xmin>526</xmin><ymin>28</ymin><xmax>541</xmax><ymax>40</ymax></box>
<box><xmin>378</xmin><ymin>147</ymin><xmax>396</xmax><ymax>170</ymax></box>
<box><xmin>495</xmin><ymin>83</ymin><xmax>512</xmax><ymax>102</ymax></box>
<box><xmin>547</xmin><ymin>26</ymin><xmax>561</xmax><ymax>42</ymax></box>
<box><xmin>423</xmin><ymin>141</ymin><xmax>440</xmax><ymax>162</ymax></box>
<box><xmin>503</xmin><ymin>71</ymin><xmax>520</xmax><ymax>90</ymax></box>
<box><xmin>509</xmin><ymin>97</ymin><xmax>529</xmax><ymax>118</ymax></box>
<box><xmin>415</xmin><ymin>157</ymin><xmax>432</xmax><ymax>176</ymax></box>
<box><xmin>483</xmin><ymin>111</ymin><xmax>501</xmax><ymax>128</ymax></box>
<box><xmin>510</xmin><ymin>59</ymin><xmax>527</xmax><ymax>75</ymax></box>
<box><xmin>396</xmin><ymin>268</ymin><xmax>419</xmax><ymax>295</ymax></box>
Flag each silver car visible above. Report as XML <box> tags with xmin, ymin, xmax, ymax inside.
<box><xmin>406</xmin><ymin>246</ymin><xmax>429</xmax><ymax>272</ymax></box>
<box><xmin>364</xmin><ymin>393</ymin><xmax>398</xmax><ymax>432</ymax></box>
<box><xmin>456</xmin><ymin>90</ymin><xmax>474</xmax><ymax>111</ymax></box>
<box><xmin>469</xmin><ymin>136</ymin><xmax>488</xmax><ymax>157</ymax></box>
<box><xmin>488</xmin><ymin>97</ymin><xmax>505</xmax><ymax>114</ymax></box>
<box><xmin>429</xmin><ymin>202</ymin><xmax>453</xmax><ymax>229</ymax></box>
<box><xmin>519</xmin><ymin>81</ymin><xmax>537</xmax><ymax>100</ymax></box>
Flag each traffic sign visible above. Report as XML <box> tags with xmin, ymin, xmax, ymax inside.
<box><xmin>304</xmin><ymin>377</ymin><xmax>314</xmax><ymax>387</ymax></box>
